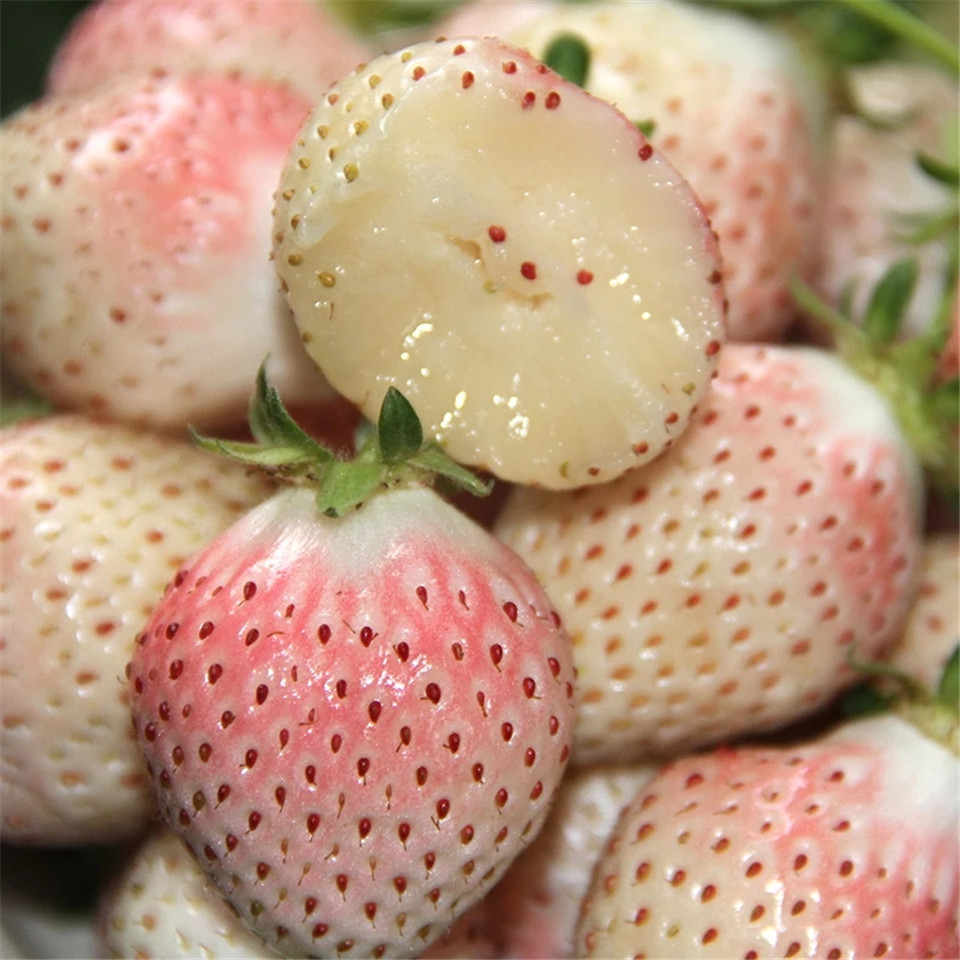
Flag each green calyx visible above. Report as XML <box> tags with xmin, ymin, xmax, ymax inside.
<box><xmin>843</xmin><ymin>645</ymin><xmax>960</xmax><ymax>755</ymax></box>
<box><xmin>790</xmin><ymin>242</ymin><xmax>959</xmax><ymax>505</ymax></box>
<box><xmin>191</xmin><ymin>363</ymin><xmax>492</xmax><ymax>517</ymax></box>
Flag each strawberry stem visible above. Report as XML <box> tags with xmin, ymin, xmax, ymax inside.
<box><xmin>790</xmin><ymin>273</ymin><xmax>960</xmax><ymax>502</ymax></box>
<box><xmin>191</xmin><ymin>361</ymin><xmax>492</xmax><ymax>516</ymax></box>
<box><xmin>832</xmin><ymin>0</ymin><xmax>960</xmax><ymax>74</ymax></box>
<box><xmin>844</xmin><ymin>645</ymin><xmax>960</xmax><ymax>755</ymax></box>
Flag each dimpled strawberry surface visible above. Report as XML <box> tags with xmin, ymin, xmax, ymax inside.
<box><xmin>0</xmin><ymin>1</ymin><xmax>957</xmax><ymax>958</ymax></box>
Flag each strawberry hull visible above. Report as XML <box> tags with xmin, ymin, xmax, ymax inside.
<box><xmin>128</xmin><ymin>486</ymin><xmax>575</xmax><ymax>958</ymax></box>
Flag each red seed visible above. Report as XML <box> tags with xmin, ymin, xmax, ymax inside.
<box><xmin>520</xmin><ymin>262</ymin><xmax>537</xmax><ymax>280</ymax></box>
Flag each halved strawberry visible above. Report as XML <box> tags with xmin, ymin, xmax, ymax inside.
<box><xmin>436</xmin><ymin>0</ymin><xmax>828</xmax><ymax>342</ymax></box>
<box><xmin>273</xmin><ymin>36</ymin><xmax>726</xmax><ymax>489</ymax></box>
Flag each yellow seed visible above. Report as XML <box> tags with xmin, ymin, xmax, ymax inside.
<box><xmin>317</xmin><ymin>125</ymin><xmax>329</xmax><ymax>139</ymax></box>
<box><xmin>353</xmin><ymin>120</ymin><xmax>368</xmax><ymax>136</ymax></box>
<box><xmin>281</xmin><ymin>188</ymin><xmax>295</xmax><ymax>200</ymax></box>
<box><xmin>400</xmin><ymin>51</ymin><xmax>413</xmax><ymax>62</ymax></box>
<box><xmin>382</xmin><ymin>93</ymin><xmax>395</xmax><ymax>109</ymax></box>
<box><xmin>318</xmin><ymin>272</ymin><xmax>336</xmax><ymax>288</ymax></box>
<box><xmin>343</xmin><ymin>163</ymin><xmax>359</xmax><ymax>182</ymax></box>
<box><xmin>287</xmin><ymin>253</ymin><xmax>303</xmax><ymax>266</ymax></box>
<box><xmin>297</xmin><ymin>157</ymin><xmax>310</xmax><ymax>170</ymax></box>
<box><xmin>368</xmin><ymin>74</ymin><xmax>381</xmax><ymax>89</ymax></box>
<box><xmin>328</xmin><ymin>146</ymin><xmax>339</xmax><ymax>160</ymax></box>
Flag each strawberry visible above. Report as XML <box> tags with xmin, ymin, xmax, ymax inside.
<box><xmin>272</xmin><ymin>35</ymin><xmax>726</xmax><ymax>490</ymax></box>
<box><xmin>0</xmin><ymin>413</ymin><xmax>275</xmax><ymax>845</ymax></box>
<box><xmin>0</xmin><ymin>72</ymin><xmax>334</xmax><ymax>432</ymax></box>
<box><xmin>46</xmin><ymin>0</ymin><xmax>370</xmax><ymax>102</ymax></box>
<box><xmin>815</xmin><ymin>61</ymin><xmax>958</xmax><ymax>341</ymax></box>
<box><xmin>474</xmin><ymin>762</ymin><xmax>658</xmax><ymax>959</ymax></box>
<box><xmin>494</xmin><ymin>342</ymin><xmax>925</xmax><ymax>764</ymax></box>
<box><xmin>99</xmin><ymin>825</ymin><xmax>281</xmax><ymax>959</ymax></box>
<box><xmin>575</xmin><ymin>675</ymin><xmax>960</xmax><ymax>959</ymax></box>
<box><xmin>887</xmin><ymin>533</ymin><xmax>959</xmax><ymax>691</ymax></box>
<box><xmin>126</xmin><ymin>374</ymin><xmax>576</xmax><ymax>958</ymax></box>
<box><xmin>435</xmin><ymin>0</ymin><xmax>828</xmax><ymax>343</ymax></box>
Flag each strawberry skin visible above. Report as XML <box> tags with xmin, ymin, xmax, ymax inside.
<box><xmin>1</xmin><ymin>73</ymin><xmax>333</xmax><ymax>431</ymax></box>
<box><xmin>437</xmin><ymin>0</ymin><xmax>827</xmax><ymax>343</ymax></box>
<box><xmin>99</xmin><ymin>826</ymin><xmax>281</xmax><ymax>959</ymax></box>
<box><xmin>273</xmin><ymin>36</ymin><xmax>725</xmax><ymax>490</ymax></box>
<box><xmin>495</xmin><ymin>343</ymin><xmax>925</xmax><ymax>763</ymax></box>
<box><xmin>47</xmin><ymin>0</ymin><xmax>370</xmax><ymax>101</ymax></box>
<box><xmin>576</xmin><ymin>713</ymin><xmax>959</xmax><ymax>959</ymax></box>
<box><xmin>0</xmin><ymin>414</ymin><xmax>274</xmax><ymax>845</ymax></box>
<box><xmin>478</xmin><ymin>762</ymin><xmax>658</xmax><ymax>958</ymax></box>
<box><xmin>888</xmin><ymin>534</ymin><xmax>959</xmax><ymax>690</ymax></box>
<box><xmin>128</xmin><ymin>485</ymin><xmax>575</xmax><ymax>958</ymax></box>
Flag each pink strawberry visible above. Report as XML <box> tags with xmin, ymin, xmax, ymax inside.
<box><xmin>99</xmin><ymin>826</ymin><xmax>281</xmax><ymax>959</ymax></box>
<box><xmin>576</xmin><ymin>706</ymin><xmax>959</xmax><ymax>958</ymax></box>
<box><xmin>272</xmin><ymin>35</ymin><xmax>726</xmax><ymax>490</ymax></box>
<box><xmin>127</xmin><ymin>379</ymin><xmax>576</xmax><ymax>957</ymax></box>
<box><xmin>494</xmin><ymin>342</ymin><xmax>925</xmax><ymax>764</ymax></box>
<box><xmin>435</xmin><ymin>0</ymin><xmax>828</xmax><ymax>342</ymax></box>
<box><xmin>0</xmin><ymin>413</ymin><xmax>274</xmax><ymax>845</ymax></box>
<box><xmin>814</xmin><ymin>61</ymin><xmax>958</xmax><ymax>341</ymax></box>
<box><xmin>46</xmin><ymin>0</ymin><xmax>370</xmax><ymax>102</ymax></box>
<box><xmin>0</xmin><ymin>72</ymin><xmax>334</xmax><ymax>432</ymax></box>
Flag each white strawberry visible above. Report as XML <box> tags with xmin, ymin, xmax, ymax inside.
<box><xmin>46</xmin><ymin>0</ymin><xmax>370</xmax><ymax>102</ymax></box>
<box><xmin>476</xmin><ymin>762</ymin><xmax>658</xmax><ymax>958</ymax></box>
<box><xmin>494</xmin><ymin>342</ymin><xmax>925</xmax><ymax>764</ymax></box>
<box><xmin>576</xmin><ymin>704</ymin><xmax>959</xmax><ymax>958</ymax></box>
<box><xmin>815</xmin><ymin>61</ymin><xmax>958</xmax><ymax>340</ymax></box>
<box><xmin>127</xmin><ymin>379</ymin><xmax>576</xmax><ymax>957</ymax></box>
<box><xmin>0</xmin><ymin>72</ymin><xmax>334</xmax><ymax>432</ymax></box>
<box><xmin>0</xmin><ymin>413</ymin><xmax>275</xmax><ymax>845</ymax></box>
<box><xmin>435</xmin><ymin>0</ymin><xmax>828</xmax><ymax>342</ymax></box>
<box><xmin>272</xmin><ymin>35</ymin><xmax>726</xmax><ymax>490</ymax></box>
<box><xmin>99</xmin><ymin>826</ymin><xmax>281</xmax><ymax>959</ymax></box>
<box><xmin>887</xmin><ymin>533</ymin><xmax>959</xmax><ymax>690</ymax></box>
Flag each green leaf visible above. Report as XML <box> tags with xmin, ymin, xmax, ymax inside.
<box><xmin>248</xmin><ymin>361</ymin><xmax>334</xmax><ymax>463</ymax></box>
<box><xmin>315</xmin><ymin>460</ymin><xmax>386</xmax><ymax>517</ymax></box>
<box><xmin>842</xmin><ymin>682</ymin><xmax>895</xmax><ymax>718</ymax></box>
<box><xmin>917</xmin><ymin>151</ymin><xmax>960</xmax><ymax>188</ymax></box>
<box><xmin>411</xmin><ymin>445</ymin><xmax>495</xmax><ymax>498</ymax></box>
<box><xmin>937</xmin><ymin>645</ymin><xmax>960</xmax><ymax>712</ymax></box>
<box><xmin>543</xmin><ymin>33</ymin><xmax>590</xmax><ymax>87</ymax></box>
<box><xmin>378</xmin><ymin>386</ymin><xmax>423</xmax><ymax>462</ymax></box>
<box><xmin>931</xmin><ymin>378</ymin><xmax>960</xmax><ymax>424</ymax></box>
<box><xmin>0</xmin><ymin>396</ymin><xmax>53</xmax><ymax>428</ymax></box>
<box><xmin>862</xmin><ymin>258</ymin><xmax>918</xmax><ymax>345</ymax></box>
<box><xmin>635</xmin><ymin>118</ymin><xmax>657</xmax><ymax>139</ymax></box>
<box><xmin>189</xmin><ymin>431</ymin><xmax>316</xmax><ymax>470</ymax></box>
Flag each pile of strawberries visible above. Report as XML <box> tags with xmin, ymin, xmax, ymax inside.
<box><xmin>1</xmin><ymin>1</ymin><xmax>957</xmax><ymax>958</ymax></box>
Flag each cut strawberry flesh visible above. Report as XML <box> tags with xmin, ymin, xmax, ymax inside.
<box><xmin>274</xmin><ymin>38</ymin><xmax>725</xmax><ymax>489</ymax></box>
